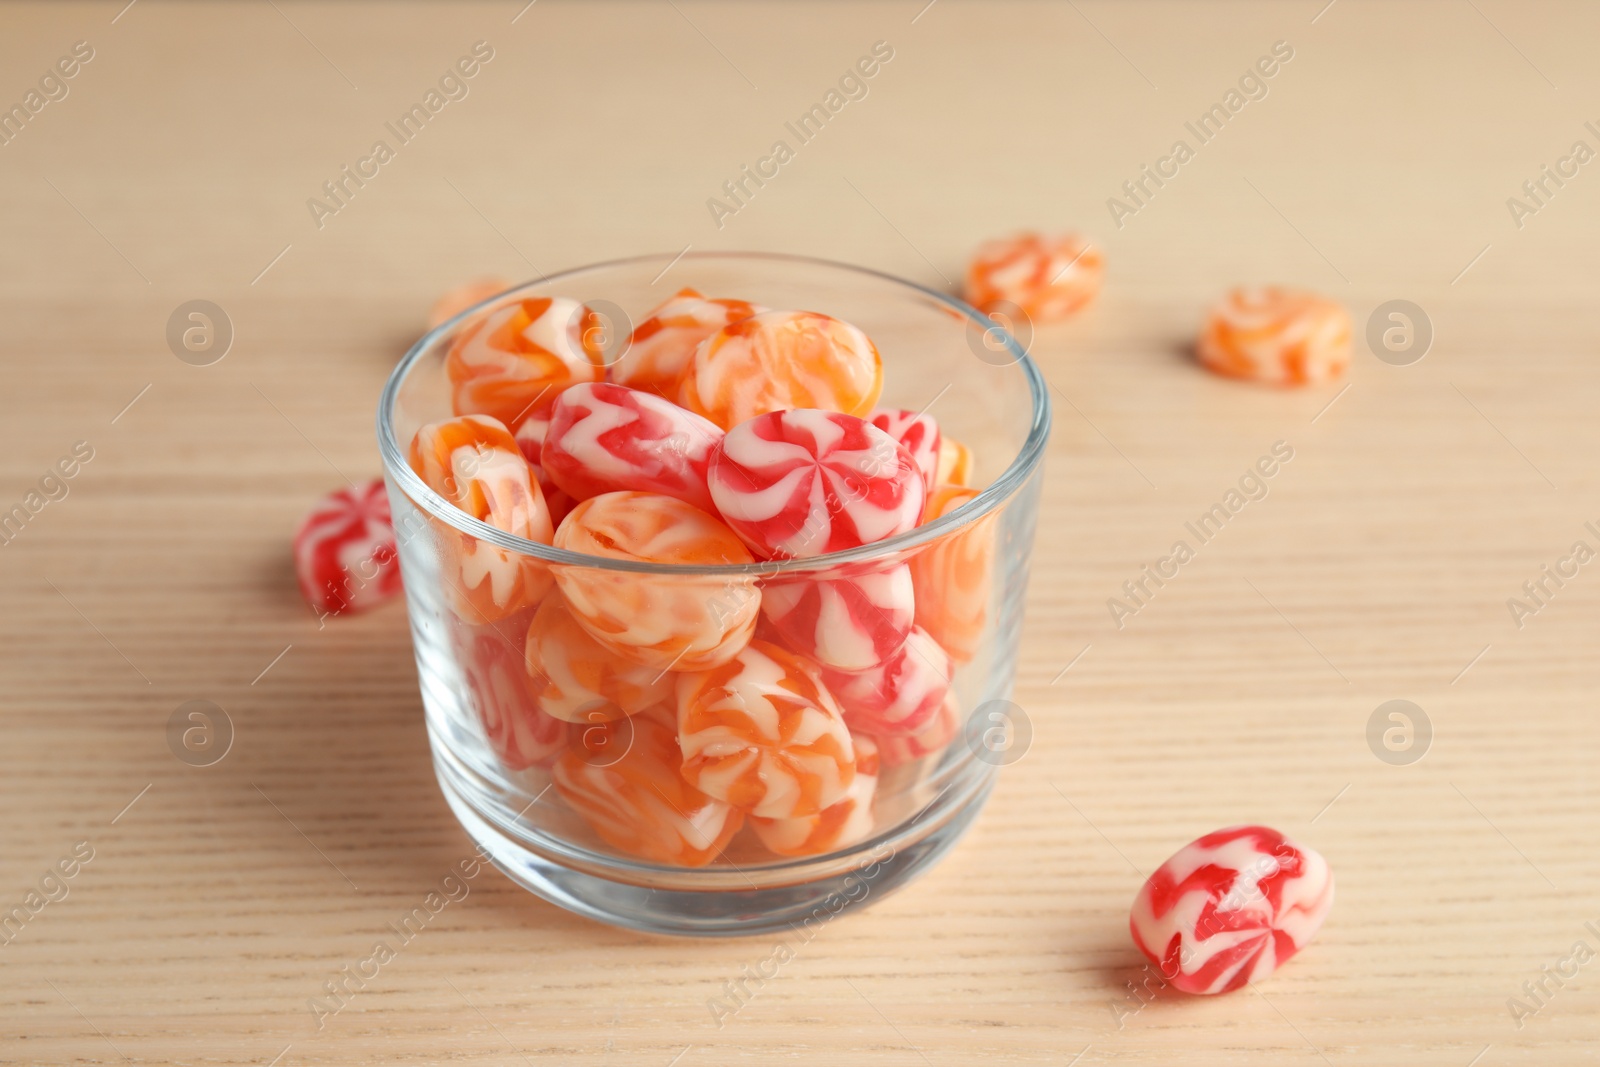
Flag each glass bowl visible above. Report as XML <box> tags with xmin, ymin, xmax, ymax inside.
<box><xmin>377</xmin><ymin>252</ymin><xmax>1050</xmax><ymax>936</ymax></box>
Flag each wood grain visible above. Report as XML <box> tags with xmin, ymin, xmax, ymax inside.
<box><xmin>2</xmin><ymin>1</ymin><xmax>1598</xmax><ymax>1062</ymax></box>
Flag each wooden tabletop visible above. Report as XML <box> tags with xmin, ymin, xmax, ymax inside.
<box><xmin>5</xmin><ymin>1</ymin><xmax>1599</xmax><ymax>1062</ymax></box>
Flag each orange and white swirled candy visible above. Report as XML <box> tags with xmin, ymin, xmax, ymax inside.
<box><xmin>935</xmin><ymin>435</ymin><xmax>973</xmax><ymax>488</ymax></box>
<box><xmin>749</xmin><ymin>735</ymin><xmax>879</xmax><ymax>857</ymax></box>
<box><xmin>910</xmin><ymin>485</ymin><xmax>994</xmax><ymax>663</ymax></box>
<box><xmin>551</xmin><ymin>491</ymin><xmax>759</xmax><ymax>671</ymax></box>
<box><xmin>446</xmin><ymin>296</ymin><xmax>606</xmax><ymax>429</ymax></box>
<box><xmin>676</xmin><ymin>640</ymin><xmax>856</xmax><ymax>818</ymax></box>
<box><xmin>409</xmin><ymin>414</ymin><xmax>555</xmax><ymax>622</ymax></box>
<box><xmin>611</xmin><ymin>288</ymin><xmax>764</xmax><ymax>400</ymax></box>
<box><xmin>553</xmin><ymin>709</ymin><xmax>743</xmax><ymax>867</ymax></box>
<box><xmin>965</xmin><ymin>232</ymin><xmax>1103</xmax><ymax>322</ymax></box>
<box><xmin>678</xmin><ymin>309</ymin><xmax>883</xmax><ymax>430</ymax></box>
<box><xmin>524</xmin><ymin>594</ymin><xmax>673</xmax><ymax>723</ymax></box>
<box><xmin>1196</xmin><ymin>287</ymin><xmax>1351</xmax><ymax>386</ymax></box>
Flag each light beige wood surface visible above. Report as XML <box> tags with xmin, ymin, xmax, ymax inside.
<box><xmin>4</xmin><ymin>1</ymin><xmax>1600</xmax><ymax>1062</ymax></box>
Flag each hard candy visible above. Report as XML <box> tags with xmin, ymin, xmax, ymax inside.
<box><xmin>551</xmin><ymin>491</ymin><xmax>759</xmax><ymax>671</ymax></box>
<box><xmin>873</xmin><ymin>691</ymin><xmax>961</xmax><ymax>768</ymax></box>
<box><xmin>453</xmin><ymin>614</ymin><xmax>567</xmax><ymax>771</ymax></box>
<box><xmin>1196</xmin><ymin>287</ymin><xmax>1351</xmax><ymax>386</ymax></box>
<box><xmin>910</xmin><ymin>485</ymin><xmax>993</xmax><ymax>662</ymax></box>
<box><xmin>760</xmin><ymin>562</ymin><xmax>914</xmax><ymax>672</ymax></box>
<box><xmin>524</xmin><ymin>594</ymin><xmax>674</xmax><ymax>723</ymax></box>
<box><xmin>611</xmin><ymin>288</ymin><xmax>763</xmax><ymax>399</ymax></box>
<box><xmin>868</xmin><ymin>409</ymin><xmax>942</xmax><ymax>493</ymax></box>
<box><xmin>293</xmin><ymin>479</ymin><xmax>403</xmax><ymax>618</ymax></box>
<box><xmin>541</xmin><ymin>381</ymin><xmax>722</xmax><ymax>514</ymax></box>
<box><xmin>679</xmin><ymin>309</ymin><xmax>883</xmax><ymax>429</ymax></box>
<box><xmin>446</xmin><ymin>296</ymin><xmax>606</xmax><ymax>429</ymax></box>
<box><xmin>676</xmin><ymin>640</ymin><xmax>855</xmax><ymax>818</ymax></box>
<box><xmin>553</xmin><ymin>707</ymin><xmax>743</xmax><ymax>867</ymax></box>
<box><xmin>708</xmin><ymin>408</ymin><xmax>924</xmax><ymax>560</ymax></box>
<box><xmin>1129</xmin><ymin>825</ymin><xmax>1335</xmax><ymax>995</ymax></box>
<box><xmin>965</xmin><ymin>231</ymin><xmax>1103</xmax><ymax>322</ymax></box>
<box><xmin>749</xmin><ymin>734</ymin><xmax>879</xmax><ymax>857</ymax></box>
<box><xmin>821</xmin><ymin>625</ymin><xmax>950</xmax><ymax>737</ymax></box>
<box><xmin>511</xmin><ymin>413</ymin><xmax>578</xmax><ymax>528</ymax></box>
<box><xmin>935</xmin><ymin>435</ymin><xmax>973</xmax><ymax>488</ymax></box>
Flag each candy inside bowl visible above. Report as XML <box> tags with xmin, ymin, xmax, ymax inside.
<box><xmin>377</xmin><ymin>252</ymin><xmax>1050</xmax><ymax>936</ymax></box>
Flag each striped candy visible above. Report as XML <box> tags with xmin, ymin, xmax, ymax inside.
<box><xmin>676</xmin><ymin>640</ymin><xmax>855</xmax><ymax>819</ymax></box>
<box><xmin>910</xmin><ymin>484</ymin><xmax>993</xmax><ymax>663</ymax></box>
<box><xmin>524</xmin><ymin>594</ymin><xmax>674</xmax><ymax>723</ymax></box>
<box><xmin>760</xmin><ymin>562</ymin><xmax>914</xmax><ymax>672</ymax></box>
<box><xmin>821</xmin><ymin>625</ymin><xmax>950</xmax><ymax>737</ymax></box>
<box><xmin>1130</xmin><ymin>825</ymin><xmax>1334</xmax><ymax>995</ymax></box>
<box><xmin>541</xmin><ymin>382</ymin><xmax>722</xmax><ymax>514</ymax></box>
<box><xmin>446</xmin><ymin>296</ymin><xmax>606</xmax><ymax>430</ymax></box>
<box><xmin>611</xmin><ymin>288</ymin><xmax>763</xmax><ymax>400</ymax></box>
<box><xmin>679</xmin><ymin>309</ymin><xmax>883</xmax><ymax>430</ymax></box>
<box><xmin>293</xmin><ymin>479</ymin><xmax>403</xmax><ymax>618</ymax></box>
<box><xmin>551</xmin><ymin>491</ymin><xmax>759</xmax><ymax>671</ymax></box>
<box><xmin>965</xmin><ymin>231</ymin><xmax>1103</xmax><ymax>322</ymax></box>
<box><xmin>708</xmin><ymin>409</ymin><xmax>925</xmax><ymax>560</ymax></box>
<box><xmin>873</xmin><ymin>691</ymin><xmax>961</xmax><ymax>768</ymax></box>
<box><xmin>453</xmin><ymin>614</ymin><xmax>567</xmax><ymax>771</ymax></box>
<box><xmin>868</xmin><ymin>409</ymin><xmax>942</xmax><ymax>494</ymax></box>
<box><xmin>1196</xmin><ymin>288</ymin><xmax>1351</xmax><ymax>386</ymax></box>
<box><xmin>553</xmin><ymin>707</ymin><xmax>743</xmax><ymax>867</ymax></box>
<box><xmin>408</xmin><ymin>414</ymin><xmax>554</xmax><ymax>623</ymax></box>
<box><xmin>749</xmin><ymin>734</ymin><xmax>879</xmax><ymax>857</ymax></box>
<box><xmin>511</xmin><ymin>412</ymin><xmax>578</xmax><ymax>528</ymax></box>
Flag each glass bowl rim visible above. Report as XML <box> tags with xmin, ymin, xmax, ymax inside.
<box><xmin>376</xmin><ymin>250</ymin><xmax>1052</xmax><ymax>577</ymax></box>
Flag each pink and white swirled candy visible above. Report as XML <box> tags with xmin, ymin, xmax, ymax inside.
<box><xmin>1129</xmin><ymin>825</ymin><xmax>1334</xmax><ymax>995</ymax></box>
<box><xmin>707</xmin><ymin>409</ymin><xmax>924</xmax><ymax>560</ymax></box>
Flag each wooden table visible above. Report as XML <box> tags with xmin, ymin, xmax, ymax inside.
<box><xmin>4</xmin><ymin>1</ymin><xmax>1597</xmax><ymax>1062</ymax></box>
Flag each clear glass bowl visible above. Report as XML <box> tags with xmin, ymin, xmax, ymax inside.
<box><xmin>377</xmin><ymin>252</ymin><xmax>1050</xmax><ymax>936</ymax></box>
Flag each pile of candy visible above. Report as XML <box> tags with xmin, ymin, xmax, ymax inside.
<box><xmin>403</xmin><ymin>288</ymin><xmax>994</xmax><ymax>867</ymax></box>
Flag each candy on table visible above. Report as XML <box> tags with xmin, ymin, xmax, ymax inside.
<box><xmin>749</xmin><ymin>734</ymin><xmax>879</xmax><ymax>857</ymax></box>
<box><xmin>293</xmin><ymin>479</ymin><xmax>403</xmax><ymax>618</ymax></box>
<box><xmin>510</xmin><ymin>413</ymin><xmax>578</xmax><ymax>528</ymax></box>
<box><xmin>760</xmin><ymin>562</ymin><xmax>914</xmax><ymax>672</ymax></box>
<box><xmin>935</xmin><ymin>435</ymin><xmax>973</xmax><ymax>488</ymax></box>
<box><xmin>873</xmin><ymin>690</ymin><xmax>961</xmax><ymax>768</ymax></box>
<box><xmin>541</xmin><ymin>382</ymin><xmax>723</xmax><ymax>514</ymax></box>
<box><xmin>551</xmin><ymin>491</ymin><xmax>760</xmax><ymax>671</ymax></box>
<box><xmin>676</xmin><ymin>639</ymin><xmax>856</xmax><ymax>818</ymax></box>
<box><xmin>1129</xmin><ymin>825</ymin><xmax>1334</xmax><ymax>995</ymax></box>
<box><xmin>708</xmin><ymin>408</ymin><xmax>925</xmax><ymax>560</ymax></box>
<box><xmin>1195</xmin><ymin>287</ymin><xmax>1351</xmax><ymax>386</ymax></box>
<box><xmin>678</xmin><ymin>309</ymin><xmax>883</xmax><ymax>430</ymax></box>
<box><xmin>524</xmin><ymin>593</ymin><xmax>674</xmax><ymax>723</ymax></box>
<box><xmin>611</xmin><ymin>288</ymin><xmax>764</xmax><ymax>400</ymax></box>
<box><xmin>427</xmin><ymin>276</ymin><xmax>512</xmax><ymax>330</ymax></box>
<box><xmin>408</xmin><ymin>414</ymin><xmax>554</xmax><ymax>623</ymax></box>
<box><xmin>909</xmin><ymin>484</ymin><xmax>994</xmax><ymax>662</ymax></box>
<box><xmin>446</xmin><ymin>296</ymin><xmax>606</xmax><ymax>430</ymax></box>
<box><xmin>868</xmin><ymin>409</ymin><xmax>941</xmax><ymax>492</ymax></box>
<box><xmin>452</xmin><ymin>612</ymin><xmax>568</xmax><ymax>770</ymax></box>
<box><xmin>965</xmin><ymin>232</ymin><xmax>1104</xmax><ymax>322</ymax></box>
<box><xmin>821</xmin><ymin>625</ymin><xmax>950</xmax><ymax>737</ymax></box>
<box><xmin>552</xmin><ymin>707</ymin><xmax>743</xmax><ymax>867</ymax></box>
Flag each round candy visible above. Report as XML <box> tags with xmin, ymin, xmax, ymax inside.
<box><xmin>611</xmin><ymin>288</ymin><xmax>764</xmax><ymax>400</ymax></box>
<box><xmin>676</xmin><ymin>639</ymin><xmax>855</xmax><ymax>818</ymax></box>
<box><xmin>293</xmin><ymin>479</ymin><xmax>403</xmax><ymax>618</ymax></box>
<box><xmin>553</xmin><ymin>708</ymin><xmax>743</xmax><ymax>867</ymax></box>
<box><xmin>453</xmin><ymin>615</ymin><xmax>568</xmax><ymax>771</ymax></box>
<box><xmin>551</xmin><ymin>491</ymin><xmax>759</xmax><ymax>671</ymax></box>
<box><xmin>821</xmin><ymin>625</ymin><xmax>950</xmax><ymax>737</ymax></box>
<box><xmin>678</xmin><ymin>309</ymin><xmax>883</xmax><ymax>430</ymax></box>
<box><xmin>524</xmin><ymin>594</ymin><xmax>674</xmax><ymax>723</ymax></box>
<box><xmin>408</xmin><ymin>414</ymin><xmax>555</xmax><ymax>623</ymax></box>
<box><xmin>541</xmin><ymin>382</ymin><xmax>723</xmax><ymax>514</ymax></box>
<box><xmin>910</xmin><ymin>485</ymin><xmax>993</xmax><ymax>662</ymax></box>
<box><xmin>1130</xmin><ymin>825</ymin><xmax>1335</xmax><ymax>995</ymax></box>
<box><xmin>965</xmin><ymin>232</ymin><xmax>1104</xmax><ymax>322</ymax></box>
<box><xmin>511</xmin><ymin>413</ymin><xmax>578</xmax><ymax>528</ymax></box>
<box><xmin>868</xmin><ymin>409</ymin><xmax>941</xmax><ymax>493</ymax></box>
<box><xmin>427</xmin><ymin>276</ymin><xmax>511</xmax><ymax>329</ymax></box>
<box><xmin>873</xmin><ymin>691</ymin><xmax>961</xmax><ymax>768</ymax></box>
<box><xmin>749</xmin><ymin>734</ymin><xmax>879</xmax><ymax>857</ymax></box>
<box><xmin>1196</xmin><ymin>287</ymin><xmax>1351</xmax><ymax>386</ymax></box>
<box><xmin>708</xmin><ymin>409</ymin><xmax>925</xmax><ymax>560</ymax></box>
<box><xmin>761</xmin><ymin>563</ymin><xmax>914</xmax><ymax>672</ymax></box>
<box><xmin>446</xmin><ymin>296</ymin><xmax>606</xmax><ymax>429</ymax></box>
<box><xmin>935</xmin><ymin>435</ymin><xmax>973</xmax><ymax>488</ymax></box>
